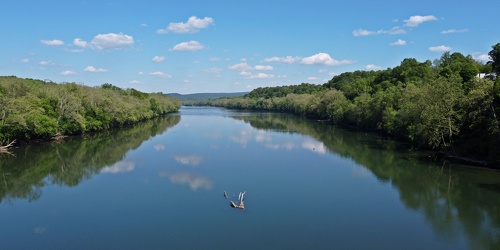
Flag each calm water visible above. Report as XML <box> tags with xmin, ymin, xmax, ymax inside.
<box><xmin>1</xmin><ymin>107</ymin><xmax>499</xmax><ymax>249</ymax></box>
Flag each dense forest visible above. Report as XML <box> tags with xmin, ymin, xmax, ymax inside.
<box><xmin>0</xmin><ymin>77</ymin><xmax>181</xmax><ymax>144</ymax></box>
<box><xmin>193</xmin><ymin>43</ymin><xmax>500</xmax><ymax>164</ymax></box>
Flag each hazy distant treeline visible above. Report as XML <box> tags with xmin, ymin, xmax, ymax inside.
<box><xmin>0</xmin><ymin>76</ymin><xmax>181</xmax><ymax>143</ymax></box>
<box><xmin>193</xmin><ymin>45</ymin><xmax>500</xmax><ymax>163</ymax></box>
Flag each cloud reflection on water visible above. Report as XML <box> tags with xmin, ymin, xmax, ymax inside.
<box><xmin>255</xmin><ymin>131</ymin><xmax>272</xmax><ymax>142</ymax></box>
<box><xmin>154</xmin><ymin>143</ymin><xmax>166</xmax><ymax>151</ymax></box>
<box><xmin>159</xmin><ymin>171</ymin><xmax>213</xmax><ymax>191</ymax></box>
<box><xmin>230</xmin><ymin>129</ymin><xmax>252</xmax><ymax>147</ymax></box>
<box><xmin>33</xmin><ymin>226</ymin><xmax>46</xmax><ymax>234</ymax></box>
<box><xmin>101</xmin><ymin>160</ymin><xmax>136</xmax><ymax>174</ymax></box>
<box><xmin>301</xmin><ymin>141</ymin><xmax>327</xmax><ymax>154</ymax></box>
<box><xmin>265</xmin><ymin>142</ymin><xmax>296</xmax><ymax>150</ymax></box>
<box><xmin>232</xmin><ymin>128</ymin><xmax>328</xmax><ymax>154</ymax></box>
<box><xmin>174</xmin><ymin>155</ymin><xmax>204</xmax><ymax>166</ymax></box>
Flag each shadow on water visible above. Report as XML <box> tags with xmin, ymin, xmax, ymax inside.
<box><xmin>0</xmin><ymin>115</ymin><xmax>180</xmax><ymax>203</ymax></box>
<box><xmin>231</xmin><ymin>111</ymin><xmax>500</xmax><ymax>250</ymax></box>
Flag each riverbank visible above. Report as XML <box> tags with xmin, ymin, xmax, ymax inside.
<box><xmin>0</xmin><ymin>76</ymin><xmax>181</xmax><ymax>146</ymax></box>
<box><xmin>187</xmin><ymin>50</ymin><xmax>500</xmax><ymax>166</ymax></box>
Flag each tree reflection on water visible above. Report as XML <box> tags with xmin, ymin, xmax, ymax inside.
<box><xmin>0</xmin><ymin>115</ymin><xmax>180</xmax><ymax>203</ymax></box>
<box><xmin>232</xmin><ymin>111</ymin><xmax>500</xmax><ymax>250</ymax></box>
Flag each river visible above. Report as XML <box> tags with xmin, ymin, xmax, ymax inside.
<box><xmin>1</xmin><ymin>106</ymin><xmax>499</xmax><ymax>249</ymax></box>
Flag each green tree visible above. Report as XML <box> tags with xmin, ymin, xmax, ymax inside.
<box><xmin>488</xmin><ymin>43</ymin><xmax>500</xmax><ymax>74</ymax></box>
<box><xmin>321</xmin><ymin>89</ymin><xmax>350</xmax><ymax>124</ymax></box>
<box><xmin>0</xmin><ymin>76</ymin><xmax>180</xmax><ymax>142</ymax></box>
<box><xmin>391</xmin><ymin>58</ymin><xmax>433</xmax><ymax>85</ymax></box>
<box><xmin>437</xmin><ymin>52</ymin><xmax>479</xmax><ymax>83</ymax></box>
<box><xmin>418</xmin><ymin>76</ymin><xmax>464</xmax><ymax>148</ymax></box>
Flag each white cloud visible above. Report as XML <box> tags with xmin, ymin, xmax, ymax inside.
<box><xmin>21</xmin><ymin>58</ymin><xmax>30</xmax><ymax>63</ymax></box>
<box><xmin>429</xmin><ymin>45</ymin><xmax>452</xmax><ymax>52</ymax></box>
<box><xmin>366</xmin><ymin>64</ymin><xmax>382</xmax><ymax>70</ymax></box>
<box><xmin>39</xmin><ymin>60</ymin><xmax>54</xmax><ymax>66</ymax></box>
<box><xmin>152</xmin><ymin>56</ymin><xmax>165</xmax><ymax>62</ymax></box>
<box><xmin>404</xmin><ymin>15</ymin><xmax>438</xmax><ymax>27</ymax></box>
<box><xmin>203</xmin><ymin>67</ymin><xmax>223</xmax><ymax>74</ymax></box>
<box><xmin>66</xmin><ymin>49</ymin><xmax>84</xmax><ymax>53</ymax></box>
<box><xmin>254</xmin><ymin>65</ymin><xmax>273</xmax><ymax>70</ymax></box>
<box><xmin>60</xmin><ymin>70</ymin><xmax>76</xmax><ymax>76</ymax></box>
<box><xmin>73</xmin><ymin>38</ymin><xmax>88</xmax><ymax>48</ymax></box>
<box><xmin>229</xmin><ymin>62</ymin><xmax>253</xmax><ymax>71</ymax></box>
<box><xmin>352</xmin><ymin>26</ymin><xmax>406</xmax><ymax>37</ymax></box>
<box><xmin>475</xmin><ymin>54</ymin><xmax>491</xmax><ymax>62</ymax></box>
<box><xmin>228</xmin><ymin>62</ymin><xmax>274</xmax><ymax>72</ymax></box>
<box><xmin>130</xmin><ymin>80</ymin><xmax>141</xmax><ymax>84</ymax></box>
<box><xmin>380</xmin><ymin>26</ymin><xmax>407</xmax><ymax>34</ymax></box>
<box><xmin>84</xmin><ymin>66</ymin><xmax>109</xmax><ymax>72</ymax></box>
<box><xmin>40</xmin><ymin>39</ymin><xmax>64</xmax><ymax>46</ymax></box>
<box><xmin>90</xmin><ymin>33</ymin><xmax>134</xmax><ymax>50</ymax></box>
<box><xmin>171</xmin><ymin>40</ymin><xmax>205</xmax><ymax>51</ymax></box>
<box><xmin>239</xmin><ymin>71</ymin><xmax>252</xmax><ymax>76</ymax></box>
<box><xmin>157</xmin><ymin>16</ymin><xmax>214</xmax><ymax>34</ymax></box>
<box><xmin>263</xmin><ymin>56</ymin><xmax>302</xmax><ymax>64</ymax></box>
<box><xmin>148</xmin><ymin>71</ymin><xmax>172</xmax><ymax>78</ymax></box>
<box><xmin>440</xmin><ymin>28</ymin><xmax>469</xmax><ymax>34</ymax></box>
<box><xmin>390</xmin><ymin>39</ymin><xmax>407</xmax><ymax>46</ymax></box>
<box><xmin>352</xmin><ymin>29</ymin><xmax>376</xmax><ymax>37</ymax></box>
<box><xmin>247</xmin><ymin>73</ymin><xmax>275</xmax><ymax>79</ymax></box>
<box><xmin>209</xmin><ymin>57</ymin><xmax>220</xmax><ymax>61</ymax></box>
<box><xmin>300</xmin><ymin>53</ymin><xmax>353</xmax><ymax>66</ymax></box>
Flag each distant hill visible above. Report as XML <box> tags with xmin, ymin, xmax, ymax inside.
<box><xmin>165</xmin><ymin>92</ymin><xmax>248</xmax><ymax>102</ymax></box>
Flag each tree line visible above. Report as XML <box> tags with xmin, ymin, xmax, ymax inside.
<box><xmin>0</xmin><ymin>77</ymin><xmax>181</xmax><ymax>144</ymax></box>
<box><xmin>193</xmin><ymin>43</ymin><xmax>500</xmax><ymax>164</ymax></box>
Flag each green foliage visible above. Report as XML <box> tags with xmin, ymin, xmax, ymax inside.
<box><xmin>245</xmin><ymin>83</ymin><xmax>324</xmax><ymax>99</ymax></box>
<box><xmin>194</xmin><ymin>44</ymin><xmax>500</xmax><ymax>162</ymax></box>
<box><xmin>0</xmin><ymin>76</ymin><xmax>181</xmax><ymax>143</ymax></box>
<box><xmin>129</xmin><ymin>88</ymin><xmax>149</xmax><ymax>100</ymax></box>
<box><xmin>325</xmin><ymin>70</ymin><xmax>378</xmax><ymax>99</ymax></box>
<box><xmin>488</xmin><ymin>43</ymin><xmax>500</xmax><ymax>74</ymax></box>
<box><xmin>391</xmin><ymin>58</ymin><xmax>434</xmax><ymax>85</ymax></box>
<box><xmin>437</xmin><ymin>52</ymin><xmax>479</xmax><ymax>82</ymax></box>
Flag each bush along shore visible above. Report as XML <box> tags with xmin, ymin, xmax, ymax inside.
<box><xmin>0</xmin><ymin>76</ymin><xmax>181</xmax><ymax>146</ymax></box>
<box><xmin>191</xmin><ymin>45</ymin><xmax>500</xmax><ymax>167</ymax></box>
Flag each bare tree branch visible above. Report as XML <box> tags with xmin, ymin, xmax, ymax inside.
<box><xmin>0</xmin><ymin>139</ymin><xmax>16</xmax><ymax>155</ymax></box>
<box><xmin>224</xmin><ymin>190</ymin><xmax>246</xmax><ymax>209</ymax></box>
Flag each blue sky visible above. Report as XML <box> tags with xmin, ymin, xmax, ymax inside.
<box><xmin>1</xmin><ymin>0</ymin><xmax>499</xmax><ymax>94</ymax></box>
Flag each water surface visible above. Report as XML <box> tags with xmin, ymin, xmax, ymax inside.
<box><xmin>1</xmin><ymin>107</ymin><xmax>499</xmax><ymax>249</ymax></box>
